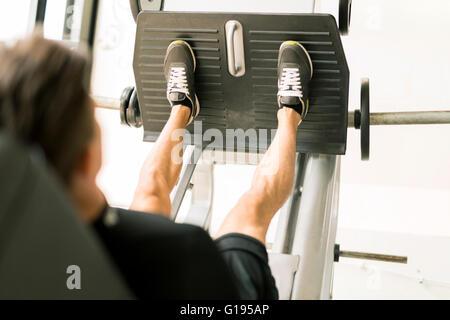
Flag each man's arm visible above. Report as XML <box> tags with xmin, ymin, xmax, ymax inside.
<box><xmin>94</xmin><ymin>208</ymin><xmax>239</xmax><ymax>299</ymax></box>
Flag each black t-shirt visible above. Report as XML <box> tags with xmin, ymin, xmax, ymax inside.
<box><xmin>93</xmin><ymin>207</ymin><xmax>239</xmax><ymax>299</ymax></box>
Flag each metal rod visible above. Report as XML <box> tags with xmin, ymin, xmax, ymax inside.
<box><xmin>96</xmin><ymin>100</ymin><xmax>450</xmax><ymax>128</ymax></box>
<box><xmin>339</xmin><ymin>250</ymin><xmax>408</xmax><ymax>264</ymax></box>
<box><xmin>370</xmin><ymin>111</ymin><xmax>450</xmax><ymax>126</ymax></box>
<box><xmin>79</xmin><ymin>0</ymin><xmax>99</xmax><ymax>49</ymax></box>
<box><xmin>349</xmin><ymin>111</ymin><xmax>450</xmax><ymax>127</ymax></box>
<box><xmin>182</xmin><ymin>161</ymin><xmax>214</xmax><ymax>230</ymax></box>
<box><xmin>290</xmin><ymin>154</ymin><xmax>339</xmax><ymax>300</ymax></box>
<box><xmin>284</xmin><ymin>154</ymin><xmax>306</xmax><ymax>254</ymax></box>
<box><xmin>272</xmin><ymin>153</ymin><xmax>303</xmax><ymax>254</ymax></box>
<box><xmin>93</xmin><ymin>96</ymin><xmax>120</xmax><ymax>110</ymax></box>
<box><xmin>170</xmin><ymin>145</ymin><xmax>201</xmax><ymax>221</ymax></box>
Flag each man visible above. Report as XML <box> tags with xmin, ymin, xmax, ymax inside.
<box><xmin>0</xmin><ymin>35</ymin><xmax>312</xmax><ymax>299</ymax></box>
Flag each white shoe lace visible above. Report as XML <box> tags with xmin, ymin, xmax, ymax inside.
<box><xmin>167</xmin><ymin>67</ymin><xmax>189</xmax><ymax>96</ymax></box>
<box><xmin>277</xmin><ymin>67</ymin><xmax>303</xmax><ymax>98</ymax></box>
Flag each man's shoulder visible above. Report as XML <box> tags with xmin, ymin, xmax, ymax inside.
<box><xmin>107</xmin><ymin>207</ymin><xmax>211</xmax><ymax>245</ymax></box>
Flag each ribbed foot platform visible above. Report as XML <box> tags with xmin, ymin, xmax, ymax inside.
<box><xmin>134</xmin><ymin>12</ymin><xmax>349</xmax><ymax>155</ymax></box>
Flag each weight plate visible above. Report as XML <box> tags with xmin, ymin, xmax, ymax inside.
<box><xmin>339</xmin><ymin>0</ymin><xmax>352</xmax><ymax>35</ymax></box>
<box><xmin>120</xmin><ymin>86</ymin><xmax>134</xmax><ymax>126</ymax></box>
<box><xmin>127</xmin><ymin>90</ymin><xmax>143</xmax><ymax>128</ymax></box>
<box><xmin>131</xmin><ymin>90</ymin><xmax>143</xmax><ymax>128</ymax></box>
<box><xmin>361</xmin><ymin>78</ymin><xmax>370</xmax><ymax>161</ymax></box>
<box><xmin>334</xmin><ymin>244</ymin><xmax>341</xmax><ymax>262</ymax></box>
<box><xmin>126</xmin><ymin>105</ymin><xmax>137</xmax><ymax>128</ymax></box>
<box><xmin>354</xmin><ymin>109</ymin><xmax>361</xmax><ymax>129</ymax></box>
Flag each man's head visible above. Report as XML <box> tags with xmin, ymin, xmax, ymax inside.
<box><xmin>0</xmin><ymin>34</ymin><xmax>105</xmax><ymax>221</ymax></box>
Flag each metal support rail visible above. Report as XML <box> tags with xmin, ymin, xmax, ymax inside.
<box><xmin>94</xmin><ymin>96</ymin><xmax>121</xmax><ymax>110</ymax></box>
<box><xmin>94</xmin><ymin>97</ymin><xmax>450</xmax><ymax>126</ymax></box>
<box><xmin>334</xmin><ymin>244</ymin><xmax>407</xmax><ymax>264</ymax></box>
<box><xmin>348</xmin><ymin>110</ymin><xmax>450</xmax><ymax>127</ymax></box>
<box><xmin>339</xmin><ymin>250</ymin><xmax>408</xmax><ymax>264</ymax></box>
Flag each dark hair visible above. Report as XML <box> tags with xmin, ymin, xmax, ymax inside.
<box><xmin>0</xmin><ymin>34</ymin><xmax>94</xmax><ymax>184</ymax></box>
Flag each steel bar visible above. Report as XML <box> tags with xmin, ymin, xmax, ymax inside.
<box><xmin>370</xmin><ymin>111</ymin><xmax>450</xmax><ymax>126</ymax></box>
<box><xmin>272</xmin><ymin>153</ymin><xmax>305</xmax><ymax>254</ymax></box>
<box><xmin>182</xmin><ymin>160</ymin><xmax>214</xmax><ymax>230</ymax></box>
<box><xmin>170</xmin><ymin>145</ymin><xmax>201</xmax><ymax>221</ymax></box>
<box><xmin>349</xmin><ymin>111</ymin><xmax>450</xmax><ymax>127</ymax></box>
<box><xmin>95</xmin><ymin>99</ymin><xmax>450</xmax><ymax>128</ymax></box>
<box><xmin>290</xmin><ymin>154</ymin><xmax>339</xmax><ymax>300</ymax></box>
<box><xmin>79</xmin><ymin>0</ymin><xmax>99</xmax><ymax>48</ymax></box>
<box><xmin>94</xmin><ymin>96</ymin><xmax>120</xmax><ymax>110</ymax></box>
<box><xmin>339</xmin><ymin>250</ymin><xmax>408</xmax><ymax>264</ymax></box>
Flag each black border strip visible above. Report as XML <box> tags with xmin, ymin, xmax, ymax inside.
<box><xmin>35</xmin><ymin>0</ymin><xmax>48</xmax><ymax>24</ymax></box>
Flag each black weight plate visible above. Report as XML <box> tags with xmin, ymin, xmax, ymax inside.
<box><xmin>360</xmin><ymin>78</ymin><xmax>370</xmax><ymax>161</ymax></box>
<box><xmin>334</xmin><ymin>244</ymin><xmax>341</xmax><ymax>262</ymax></box>
<box><xmin>120</xmin><ymin>86</ymin><xmax>134</xmax><ymax>126</ymax></box>
<box><xmin>339</xmin><ymin>0</ymin><xmax>352</xmax><ymax>35</ymax></box>
<box><xmin>339</xmin><ymin>0</ymin><xmax>352</xmax><ymax>36</ymax></box>
<box><xmin>126</xmin><ymin>105</ymin><xmax>137</xmax><ymax>128</ymax></box>
<box><xmin>134</xmin><ymin>12</ymin><xmax>350</xmax><ymax>155</ymax></box>
<box><xmin>130</xmin><ymin>89</ymin><xmax>143</xmax><ymax>128</ymax></box>
<box><xmin>126</xmin><ymin>90</ymin><xmax>141</xmax><ymax>128</ymax></box>
<box><xmin>127</xmin><ymin>90</ymin><xmax>137</xmax><ymax>127</ymax></box>
<box><xmin>354</xmin><ymin>109</ymin><xmax>361</xmax><ymax>129</ymax></box>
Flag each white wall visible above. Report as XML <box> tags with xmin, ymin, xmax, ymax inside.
<box><xmin>331</xmin><ymin>0</ymin><xmax>450</xmax><ymax>299</ymax></box>
<box><xmin>0</xmin><ymin>0</ymin><xmax>35</xmax><ymax>43</ymax></box>
<box><xmin>338</xmin><ymin>0</ymin><xmax>450</xmax><ymax>235</ymax></box>
<box><xmin>334</xmin><ymin>228</ymin><xmax>450</xmax><ymax>299</ymax></box>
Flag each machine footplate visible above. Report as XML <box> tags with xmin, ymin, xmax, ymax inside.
<box><xmin>134</xmin><ymin>12</ymin><xmax>349</xmax><ymax>154</ymax></box>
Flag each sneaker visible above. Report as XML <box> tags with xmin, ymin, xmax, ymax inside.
<box><xmin>277</xmin><ymin>40</ymin><xmax>313</xmax><ymax>119</ymax></box>
<box><xmin>164</xmin><ymin>40</ymin><xmax>200</xmax><ymax>125</ymax></box>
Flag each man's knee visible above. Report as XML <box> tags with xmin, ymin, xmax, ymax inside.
<box><xmin>132</xmin><ymin>170</ymin><xmax>172</xmax><ymax>215</ymax></box>
<box><xmin>240</xmin><ymin>190</ymin><xmax>274</xmax><ymax>216</ymax></box>
<box><xmin>245</xmin><ymin>183</ymin><xmax>289</xmax><ymax>216</ymax></box>
<box><xmin>137</xmin><ymin>170</ymin><xmax>170</xmax><ymax>196</ymax></box>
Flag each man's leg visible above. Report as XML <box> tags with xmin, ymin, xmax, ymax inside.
<box><xmin>130</xmin><ymin>105</ymin><xmax>190</xmax><ymax>216</ymax></box>
<box><xmin>131</xmin><ymin>40</ymin><xmax>200</xmax><ymax>217</ymax></box>
<box><xmin>215</xmin><ymin>108</ymin><xmax>301</xmax><ymax>244</ymax></box>
<box><xmin>216</xmin><ymin>41</ymin><xmax>313</xmax><ymax>245</ymax></box>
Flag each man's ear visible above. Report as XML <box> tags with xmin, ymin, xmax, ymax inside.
<box><xmin>73</xmin><ymin>147</ymin><xmax>91</xmax><ymax>178</ymax></box>
<box><xmin>68</xmin><ymin>120</ymin><xmax>105</xmax><ymax>223</ymax></box>
<box><xmin>73</xmin><ymin>120</ymin><xmax>103</xmax><ymax>180</ymax></box>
